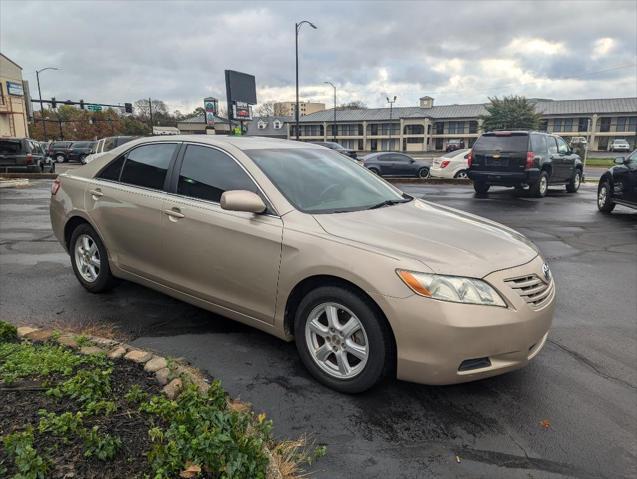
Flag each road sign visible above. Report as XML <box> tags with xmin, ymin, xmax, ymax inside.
<box><xmin>86</xmin><ymin>104</ymin><xmax>102</xmax><ymax>112</ymax></box>
<box><xmin>204</xmin><ymin>97</ymin><xmax>218</xmax><ymax>126</ymax></box>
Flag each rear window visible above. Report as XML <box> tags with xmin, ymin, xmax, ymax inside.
<box><xmin>473</xmin><ymin>134</ymin><xmax>529</xmax><ymax>152</ymax></box>
<box><xmin>52</xmin><ymin>142</ymin><xmax>72</xmax><ymax>148</ymax></box>
<box><xmin>73</xmin><ymin>142</ymin><xmax>91</xmax><ymax>148</ymax></box>
<box><xmin>0</xmin><ymin>140</ymin><xmax>23</xmax><ymax>155</ymax></box>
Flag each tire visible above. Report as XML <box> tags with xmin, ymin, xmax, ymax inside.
<box><xmin>69</xmin><ymin>224</ymin><xmax>117</xmax><ymax>293</ymax></box>
<box><xmin>530</xmin><ymin>171</ymin><xmax>549</xmax><ymax>198</ymax></box>
<box><xmin>55</xmin><ymin>154</ymin><xmax>66</xmax><ymax>163</ymax></box>
<box><xmin>473</xmin><ymin>182</ymin><xmax>490</xmax><ymax>194</ymax></box>
<box><xmin>369</xmin><ymin>167</ymin><xmax>381</xmax><ymax>176</ymax></box>
<box><xmin>566</xmin><ymin>169</ymin><xmax>582</xmax><ymax>193</ymax></box>
<box><xmin>294</xmin><ymin>285</ymin><xmax>393</xmax><ymax>394</ymax></box>
<box><xmin>597</xmin><ymin>181</ymin><xmax>615</xmax><ymax>213</ymax></box>
<box><xmin>80</xmin><ymin>155</ymin><xmax>87</xmax><ymax>165</ymax></box>
<box><xmin>454</xmin><ymin>170</ymin><xmax>468</xmax><ymax>179</ymax></box>
<box><xmin>417</xmin><ymin>167</ymin><xmax>429</xmax><ymax>179</ymax></box>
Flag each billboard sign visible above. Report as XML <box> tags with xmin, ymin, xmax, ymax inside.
<box><xmin>6</xmin><ymin>81</ymin><xmax>24</xmax><ymax>96</ymax></box>
<box><xmin>232</xmin><ymin>101</ymin><xmax>252</xmax><ymax>121</ymax></box>
<box><xmin>204</xmin><ymin>97</ymin><xmax>218</xmax><ymax>126</ymax></box>
<box><xmin>225</xmin><ymin>70</ymin><xmax>256</xmax><ymax>121</ymax></box>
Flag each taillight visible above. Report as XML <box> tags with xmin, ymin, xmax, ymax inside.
<box><xmin>440</xmin><ymin>160</ymin><xmax>450</xmax><ymax>168</ymax></box>
<box><xmin>526</xmin><ymin>151</ymin><xmax>535</xmax><ymax>169</ymax></box>
<box><xmin>466</xmin><ymin>150</ymin><xmax>473</xmax><ymax>168</ymax></box>
<box><xmin>25</xmin><ymin>153</ymin><xmax>33</xmax><ymax>164</ymax></box>
<box><xmin>51</xmin><ymin>178</ymin><xmax>61</xmax><ymax>195</ymax></box>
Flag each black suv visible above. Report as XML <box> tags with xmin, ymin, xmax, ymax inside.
<box><xmin>468</xmin><ymin>131</ymin><xmax>583</xmax><ymax>197</ymax></box>
<box><xmin>0</xmin><ymin>138</ymin><xmax>55</xmax><ymax>173</ymax></box>
<box><xmin>597</xmin><ymin>150</ymin><xmax>637</xmax><ymax>213</ymax></box>
<box><xmin>67</xmin><ymin>141</ymin><xmax>95</xmax><ymax>163</ymax></box>
<box><xmin>48</xmin><ymin>141</ymin><xmax>74</xmax><ymax>163</ymax></box>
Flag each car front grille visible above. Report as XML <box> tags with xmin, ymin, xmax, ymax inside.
<box><xmin>505</xmin><ymin>274</ymin><xmax>554</xmax><ymax>309</ymax></box>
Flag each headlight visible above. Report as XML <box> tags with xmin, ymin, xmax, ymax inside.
<box><xmin>397</xmin><ymin>270</ymin><xmax>506</xmax><ymax>307</ymax></box>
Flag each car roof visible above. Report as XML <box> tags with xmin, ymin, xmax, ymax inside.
<box><xmin>124</xmin><ymin>135</ymin><xmax>325</xmax><ymax>151</ymax></box>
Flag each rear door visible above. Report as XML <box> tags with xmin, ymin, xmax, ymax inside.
<box><xmin>471</xmin><ymin>133</ymin><xmax>529</xmax><ymax>172</ymax></box>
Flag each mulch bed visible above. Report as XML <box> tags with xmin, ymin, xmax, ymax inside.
<box><xmin>0</xmin><ymin>358</ymin><xmax>162</xmax><ymax>478</ymax></box>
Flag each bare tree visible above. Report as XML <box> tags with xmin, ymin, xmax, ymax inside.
<box><xmin>337</xmin><ymin>101</ymin><xmax>367</xmax><ymax>110</ymax></box>
<box><xmin>255</xmin><ymin>102</ymin><xmax>275</xmax><ymax>118</ymax></box>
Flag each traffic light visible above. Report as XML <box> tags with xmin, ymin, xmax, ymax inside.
<box><xmin>51</xmin><ymin>97</ymin><xmax>57</xmax><ymax>109</ymax></box>
<box><xmin>124</xmin><ymin>102</ymin><xmax>133</xmax><ymax>114</ymax></box>
<box><xmin>79</xmin><ymin>100</ymin><xmax>85</xmax><ymax>110</ymax></box>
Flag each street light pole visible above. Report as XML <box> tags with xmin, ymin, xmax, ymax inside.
<box><xmin>324</xmin><ymin>81</ymin><xmax>336</xmax><ymax>141</ymax></box>
<box><xmin>386</xmin><ymin>95</ymin><xmax>397</xmax><ymax>151</ymax></box>
<box><xmin>35</xmin><ymin>67</ymin><xmax>59</xmax><ymax>141</ymax></box>
<box><xmin>295</xmin><ymin>20</ymin><xmax>317</xmax><ymax>140</ymax></box>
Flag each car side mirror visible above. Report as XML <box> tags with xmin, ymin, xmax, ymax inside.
<box><xmin>614</xmin><ymin>157</ymin><xmax>626</xmax><ymax>165</ymax></box>
<box><xmin>220</xmin><ymin>190</ymin><xmax>266</xmax><ymax>214</ymax></box>
<box><xmin>409</xmin><ymin>159</ymin><xmax>415</xmax><ymax>163</ymax></box>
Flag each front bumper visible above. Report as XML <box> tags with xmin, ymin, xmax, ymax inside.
<box><xmin>374</xmin><ymin>255</ymin><xmax>555</xmax><ymax>385</ymax></box>
<box><xmin>468</xmin><ymin>169</ymin><xmax>540</xmax><ymax>186</ymax></box>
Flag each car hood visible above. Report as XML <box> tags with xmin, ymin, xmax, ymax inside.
<box><xmin>312</xmin><ymin>199</ymin><xmax>538</xmax><ymax>278</ymax></box>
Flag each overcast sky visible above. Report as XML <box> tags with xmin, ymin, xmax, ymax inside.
<box><xmin>2</xmin><ymin>0</ymin><xmax>636</xmax><ymax>114</ymax></box>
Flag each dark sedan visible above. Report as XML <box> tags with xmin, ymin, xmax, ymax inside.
<box><xmin>597</xmin><ymin>150</ymin><xmax>637</xmax><ymax>213</ymax></box>
<box><xmin>362</xmin><ymin>152</ymin><xmax>430</xmax><ymax>178</ymax></box>
<box><xmin>68</xmin><ymin>141</ymin><xmax>96</xmax><ymax>164</ymax></box>
<box><xmin>311</xmin><ymin>141</ymin><xmax>358</xmax><ymax>159</ymax></box>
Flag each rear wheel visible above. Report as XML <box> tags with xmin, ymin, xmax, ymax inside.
<box><xmin>566</xmin><ymin>169</ymin><xmax>582</xmax><ymax>193</ymax></box>
<box><xmin>473</xmin><ymin>182</ymin><xmax>490</xmax><ymax>194</ymax></box>
<box><xmin>530</xmin><ymin>171</ymin><xmax>549</xmax><ymax>198</ymax></box>
<box><xmin>597</xmin><ymin>181</ymin><xmax>615</xmax><ymax>213</ymax></box>
<box><xmin>294</xmin><ymin>286</ymin><xmax>392</xmax><ymax>393</ymax></box>
<box><xmin>70</xmin><ymin>224</ymin><xmax>116</xmax><ymax>293</ymax></box>
<box><xmin>55</xmin><ymin>154</ymin><xmax>66</xmax><ymax>163</ymax></box>
<box><xmin>369</xmin><ymin>167</ymin><xmax>380</xmax><ymax>176</ymax></box>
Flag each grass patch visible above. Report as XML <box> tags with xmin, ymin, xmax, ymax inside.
<box><xmin>585</xmin><ymin>158</ymin><xmax>614</xmax><ymax>167</ymax></box>
<box><xmin>0</xmin><ymin>321</ymin><xmax>322</xmax><ymax>478</ymax></box>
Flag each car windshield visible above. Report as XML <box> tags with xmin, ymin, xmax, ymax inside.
<box><xmin>246</xmin><ymin>148</ymin><xmax>409</xmax><ymax>214</ymax></box>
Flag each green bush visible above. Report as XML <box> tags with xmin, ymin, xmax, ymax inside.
<box><xmin>0</xmin><ymin>321</ymin><xmax>17</xmax><ymax>342</ymax></box>
<box><xmin>2</xmin><ymin>428</ymin><xmax>48</xmax><ymax>479</ymax></box>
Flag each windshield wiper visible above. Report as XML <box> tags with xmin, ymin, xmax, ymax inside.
<box><xmin>367</xmin><ymin>198</ymin><xmax>411</xmax><ymax>210</ymax></box>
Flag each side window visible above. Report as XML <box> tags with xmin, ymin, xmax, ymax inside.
<box><xmin>120</xmin><ymin>143</ymin><xmax>176</xmax><ymax>190</ymax></box>
<box><xmin>382</xmin><ymin>154</ymin><xmax>396</xmax><ymax>162</ymax></box>
<box><xmin>531</xmin><ymin>135</ymin><xmax>547</xmax><ymax>155</ymax></box>
<box><xmin>177</xmin><ymin>145</ymin><xmax>258</xmax><ymax>203</ymax></box>
<box><xmin>98</xmin><ymin>156</ymin><xmax>125</xmax><ymax>181</ymax></box>
<box><xmin>556</xmin><ymin>137</ymin><xmax>569</xmax><ymax>154</ymax></box>
<box><xmin>547</xmin><ymin>137</ymin><xmax>558</xmax><ymax>155</ymax></box>
<box><xmin>397</xmin><ymin>154</ymin><xmax>411</xmax><ymax>163</ymax></box>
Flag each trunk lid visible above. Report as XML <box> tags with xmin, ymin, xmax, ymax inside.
<box><xmin>471</xmin><ymin>132</ymin><xmax>529</xmax><ymax>172</ymax></box>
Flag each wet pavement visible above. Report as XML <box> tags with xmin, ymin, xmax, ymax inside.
<box><xmin>1</xmin><ymin>181</ymin><xmax>636</xmax><ymax>478</ymax></box>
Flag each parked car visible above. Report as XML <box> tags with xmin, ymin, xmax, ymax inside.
<box><xmin>84</xmin><ymin>136</ymin><xmax>137</xmax><ymax>164</ymax></box>
<box><xmin>609</xmin><ymin>139</ymin><xmax>631</xmax><ymax>152</ymax></box>
<box><xmin>51</xmin><ymin>136</ymin><xmax>554</xmax><ymax>393</ymax></box>
<box><xmin>48</xmin><ymin>141</ymin><xmax>74</xmax><ymax>163</ymax></box>
<box><xmin>445</xmin><ymin>139</ymin><xmax>465</xmax><ymax>152</ymax></box>
<box><xmin>0</xmin><ymin>138</ymin><xmax>55</xmax><ymax>173</ymax></box>
<box><xmin>569</xmin><ymin>136</ymin><xmax>587</xmax><ymax>146</ymax></box>
<box><xmin>311</xmin><ymin>141</ymin><xmax>358</xmax><ymax>159</ymax></box>
<box><xmin>362</xmin><ymin>152</ymin><xmax>430</xmax><ymax>178</ymax></box>
<box><xmin>429</xmin><ymin>149</ymin><xmax>471</xmax><ymax>179</ymax></box>
<box><xmin>467</xmin><ymin>131</ymin><xmax>583</xmax><ymax>197</ymax></box>
<box><xmin>68</xmin><ymin>141</ymin><xmax>96</xmax><ymax>164</ymax></box>
<box><xmin>597</xmin><ymin>149</ymin><xmax>637</xmax><ymax>213</ymax></box>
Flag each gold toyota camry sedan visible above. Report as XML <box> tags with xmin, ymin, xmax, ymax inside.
<box><xmin>50</xmin><ymin>136</ymin><xmax>555</xmax><ymax>393</ymax></box>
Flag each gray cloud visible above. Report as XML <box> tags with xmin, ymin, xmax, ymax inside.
<box><xmin>2</xmin><ymin>0</ymin><xmax>635</xmax><ymax>112</ymax></box>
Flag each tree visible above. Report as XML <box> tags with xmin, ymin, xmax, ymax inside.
<box><xmin>479</xmin><ymin>96</ymin><xmax>541</xmax><ymax>131</ymax></box>
<box><xmin>255</xmin><ymin>102</ymin><xmax>275</xmax><ymax>117</ymax></box>
<box><xmin>337</xmin><ymin>101</ymin><xmax>367</xmax><ymax>110</ymax></box>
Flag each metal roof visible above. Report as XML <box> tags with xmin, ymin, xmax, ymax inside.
<box><xmin>299</xmin><ymin>97</ymin><xmax>637</xmax><ymax>123</ymax></box>
<box><xmin>246</xmin><ymin>116</ymin><xmax>293</xmax><ymax>137</ymax></box>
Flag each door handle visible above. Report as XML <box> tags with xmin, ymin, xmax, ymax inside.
<box><xmin>89</xmin><ymin>189</ymin><xmax>103</xmax><ymax>198</ymax></box>
<box><xmin>163</xmin><ymin>208</ymin><xmax>185</xmax><ymax>219</ymax></box>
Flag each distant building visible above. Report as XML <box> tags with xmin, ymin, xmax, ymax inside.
<box><xmin>0</xmin><ymin>53</ymin><xmax>30</xmax><ymax>138</ymax></box>
<box><xmin>152</xmin><ymin>126</ymin><xmax>180</xmax><ymax>135</ymax></box>
<box><xmin>291</xmin><ymin>96</ymin><xmax>637</xmax><ymax>152</ymax></box>
<box><xmin>274</xmin><ymin>101</ymin><xmax>325</xmax><ymax>117</ymax></box>
<box><xmin>176</xmin><ymin>114</ymin><xmax>233</xmax><ymax>135</ymax></box>
<box><xmin>245</xmin><ymin>116</ymin><xmax>293</xmax><ymax>139</ymax></box>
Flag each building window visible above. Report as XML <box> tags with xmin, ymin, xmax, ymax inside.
<box><xmin>617</xmin><ymin>117</ymin><xmax>637</xmax><ymax>132</ymax></box>
<box><xmin>403</xmin><ymin>124</ymin><xmax>424</xmax><ymax>135</ymax></box>
<box><xmin>380</xmin><ymin>139</ymin><xmax>399</xmax><ymax>151</ymax></box>
<box><xmin>257</xmin><ymin>120</ymin><xmax>267</xmax><ymax>129</ymax></box>
<box><xmin>406</xmin><ymin>137</ymin><xmax>424</xmax><ymax>143</ymax></box>
<box><xmin>434</xmin><ymin>122</ymin><xmax>444</xmax><ymax>134</ymax></box>
<box><xmin>469</xmin><ymin>121</ymin><xmax>478</xmax><ymax>134</ymax></box>
<box><xmin>448</xmin><ymin>121</ymin><xmax>465</xmax><ymax>134</ymax></box>
<box><xmin>539</xmin><ymin>120</ymin><xmax>548</xmax><ymax>132</ymax></box>
<box><xmin>600</xmin><ymin>117</ymin><xmax>611</xmax><ymax>132</ymax></box>
<box><xmin>329</xmin><ymin>124</ymin><xmax>363</xmax><ymax>136</ymax></box>
<box><xmin>291</xmin><ymin>124</ymin><xmax>323</xmax><ymax>136</ymax></box>
<box><xmin>273</xmin><ymin>120</ymin><xmax>282</xmax><ymax>129</ymax></box>
<box><xmin>578</xmin><ymin>118</ymin><xmax>589</xmax><ymax>132</ymax></box>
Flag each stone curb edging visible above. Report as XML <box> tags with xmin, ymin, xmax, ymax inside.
<box><xmin>1</xmin><ymin>173</ymin><xmax>58</xmax><ymax>179</ymax></box>
<box><xmin>0</xmin><ymin>179</ymin><xmax>30</xmax><ymax>188</ymax></box>
<box><xmin>15</xmin><ymin>326</ymin><xmax>284</xmax><ymax>479</ymax></box>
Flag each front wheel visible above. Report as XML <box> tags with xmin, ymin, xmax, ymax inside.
<box><xmin>597</xmin><ymin>181</ymin><xmax>615</xmax><ymax>213</ymax></box>
<box><xmin>80</xmin><ymin>155</ymin><xmax>87</xmax><ymax>165</ymax></box>
<box><xmin>473</xmin><ymin>182</ymin><xmax>490</xmax><ymax>194</ymax></box>
<box><xmin>55</xmin><ymin>154</ymin><xmax>66</xmax><ymax>163</ymax></box>
<box><xmin>566</xmin><ymin>169</ymin><xmax>582</xmax><ymax>193</ymax></box>
<box><xmin>454</xmin><ymin>170</ymin><xmax>468</xmax><ymax>179</ymax></box>
<box><xmin>294</xmin><ymin>286</ymin><xmax>393</xmax><ymax>393</ymax></box>
<box><xmin>368</xmin><ymin>167</ymin><xmax>381</xmax><ymax>176</ymax></box>
<box><xmin>417</xmin><ymin>167</ymin><xmax>430</xmax><ymax>179</ymax></box>
<box><xmin>70</xmin><ymin>224</ymin><xmax>117</xmax><ymax>293</ymax></box>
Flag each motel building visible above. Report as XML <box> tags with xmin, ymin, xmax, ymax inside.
<box><xmin>288</xmin><ymin>96</ymin><xmax>637</xmax><ymax>153</ymax></box>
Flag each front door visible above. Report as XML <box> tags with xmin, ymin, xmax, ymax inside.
<box><xmin>87</xmin><ymin>142</ymin><xmax>179</xmax><ymax>280</ymax></box>
<box><xmin>161</xmin><ymin>143</ymin><xmax>283</xmax><ymax>324</ymax></box>
<box><xmin>556</xmin><ymin>136</ymin><xmax>575</xmax><ymax>181</ymax></box>
<box><xmin>615</xmin><ymin>150</ymin><xmax>637</xmax><ymax>203</ymax></box>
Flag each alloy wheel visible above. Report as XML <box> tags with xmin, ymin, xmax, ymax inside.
<box><xmin>455</xmin><ymin>170</ymin><xmax>468</xmax><ymax>179</ymax></box>
<box><xmin>74</xmin><ymin>234</ymin><xmax>100</xmax><ymax>283</ymax></box>
<box><xmin>540</xmin><ymin>176</ymin><xmax>548</xmax><ymax>195</ymax></box>
<box><xmin>598</xmin><ymin>186</ymin><xmax>608</xmax><ymax>208</ymax></box>
<box><xmin>56</xmin><ymin>154</ymin><xmax>65</xmax><ymax>163</ymax></box>
<box><xmin>305</xmin><ymin>302</ymin><xmax>369</xmax><ymax>379</ymax></box>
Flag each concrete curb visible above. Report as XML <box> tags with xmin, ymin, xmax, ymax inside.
<box><xmin>0</xmin><ymin>179</ymin><xmax>30</xmax><ymax>188</ymax></box>
<box><xmin>1</xmin><ymin>172</ymin><xmax>58</xmax><ymax>179</ymax></box>
<box><xmin>15</xmin><ymin>326</ymin><xmax>283</xmax><ymax>479</ymax></box>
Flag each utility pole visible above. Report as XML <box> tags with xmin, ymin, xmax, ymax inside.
<box><xmin>35</xmin><ymin>67</ymin><xmax>59</xmax><ymax>140</ymax></box>
<box><xmin>386</xmin><ymin>96</ymin><xmax>397</xmax><ymax>151</ymax></box>
<box><xmin>148</xmin><ymin>98</ymin><xmax>154</xmax><ymax>130</ymax></box>
<box><xmin>295</xmin><ymin>20</ymin><xmax>317</xmax><ymax>140</ymax></box>
<box><xmin>324</xmin><ymin>81</ymin><xmax>336</xmax><ymax>141</ymax></box>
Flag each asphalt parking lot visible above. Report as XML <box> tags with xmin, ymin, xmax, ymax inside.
<box><xmin>1</xmin><ymin>180</ymin><xmax>635</xmax><ymax>478</ymax></box>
